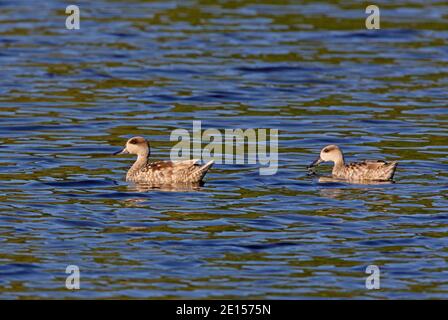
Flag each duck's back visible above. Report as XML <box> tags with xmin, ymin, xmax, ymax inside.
<box><xmin>127</xmin><ymin>159</ymin><xmax>214</xmax><ymax>184</ymax></box>
<box><xmin>335</xmin><ymin>160</ymin><xmax>397</xmax><ymax>181</ymax></box>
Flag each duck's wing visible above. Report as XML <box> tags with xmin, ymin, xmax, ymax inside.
<box><xmin>137</xmin><ymin>160</ymin><xmax>191</xmax><ymax>184</ymax></box>
<box><xmin>360</xmin><ymin>160</ymin><xmax>389</xmax><ymax>170</ymax></box>
<box><xmin>348</xmin><ymin>160</ymin><xmax>398</xmax><ymax>180</ymax></box>
<box><xmin>361</xmin><ymin>159</ymin><xmax>398</xmax><ymax>170</ymax></box>
<box><xmin>346</xmin><ymin>161</ymin><xmax>377</xmax><ymax>170</ymax></box>
<box><xmin>144</xmin><ymin>159</ymin><xmax>214</xmax><ymax>183</ymax></box>
<box><xmin>143</xmin><ymin>160</ymin><xmax>196</xmax><ymax>175</ymax></box>
<box><xmin>171</xmin><ymin>159</ymin><xmax>201</xmax><ymax>170</ymax></box>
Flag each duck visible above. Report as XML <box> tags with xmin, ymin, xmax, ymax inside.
<box><xmin>114</xmin><ymin>136</ymin><xmax>214</xmax><ymax>184</ymax></box>
<box><xmin>308</xmin><ymin>145</ymin><xmax>397</xmax><ymax>181</ymax></box>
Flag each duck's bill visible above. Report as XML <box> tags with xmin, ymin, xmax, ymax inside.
<box><xmin>113</xmin><ymin>148</ymin><xmax>129</xmax><ymax>155</ymax></box>
<box><xmin>308</xmin><ymin>156</ymin><xmax>323</xmax><ymax>168</ymax></box>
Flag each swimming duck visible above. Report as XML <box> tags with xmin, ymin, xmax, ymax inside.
<box><xmin>308</xmin><ymin>145</ymin><xmax>397</xmax><ymax>181</ymax></box>
<box><xmin>114</xmin><ymin>136</ymin><xmax>214</xmax><ymax>184</ymax></box>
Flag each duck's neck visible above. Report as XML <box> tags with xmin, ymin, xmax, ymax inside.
<box><xmin>128</xmin><ymin>153</ymin><xmax>149</xmax><ymax>177</ymax></box>
<box><xmin>332</xmin><ymin>153</ymin><xmax>345</xmax><ymax>173</ymax></box>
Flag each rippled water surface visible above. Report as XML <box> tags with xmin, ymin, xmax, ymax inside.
<box><xmin>1</xmin><ymin>0</ymin><xmax>448</xmax><ymax>299</ymax></box>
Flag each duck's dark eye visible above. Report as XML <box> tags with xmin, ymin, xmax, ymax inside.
<box><xmin>129</xmin><ymin>139</ymin><xmax>138</xmax><ymax>145</ymax></box>
<box><xmin>323</xmin><ymin>149</ymin><xmax>329</xmax><ymax>153</ymax></box>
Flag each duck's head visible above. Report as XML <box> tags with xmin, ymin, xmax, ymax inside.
<box><xmin>114</xmin><ymin>136</ymin><xmax>150</xmax><ymax>157</ymax></box>
<box><xmin>309</xmin><ymin>144</ymin><xmax>343</xmax><ymax>167</ymax></box>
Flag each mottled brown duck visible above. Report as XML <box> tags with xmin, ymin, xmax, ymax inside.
<box><xmin>114</xmin><ymin>136</ymin><xmax>214</xmax><ymax>184</ymax></box>
<box><xmin>308</xmin><ymin>145</ymin><xmax>397</xmax><ymax>181</ymax></box>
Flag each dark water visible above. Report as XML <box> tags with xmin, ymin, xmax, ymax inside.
<box><xmin>0</xmin><ymin>0</ymin><xmax>447</xmax><ymax>299</ymax></box>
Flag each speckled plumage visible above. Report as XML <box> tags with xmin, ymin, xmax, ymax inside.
<box><xmin>114</xmin><ymin>136</ymin><xmax>214</xmax><ymax>184</ymax></box>
<box><xmin>309</xmin><ymin>145</ymin><xmax>397</xmax><ymax>181</ymax></box>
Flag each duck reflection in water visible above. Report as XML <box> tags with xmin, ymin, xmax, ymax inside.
<box><xmin>308</xmin><ymin>170</ymin><xmax>394</xmax><ymax>200</ymax></box>
<box><xmin>128</xmin><ymin>181</ymin><xmax>205</xmax><ymax>193</ymax></box>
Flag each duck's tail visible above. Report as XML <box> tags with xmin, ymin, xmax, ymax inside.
<box><xmin>189</xmin><ymin>160</ymin><xmax>214</xmax><ymax>182</ymax></box>
<box><xmin>385</xmin><ymin>161</ymin><xmax>398</xmax><ymax>180</ymax></box>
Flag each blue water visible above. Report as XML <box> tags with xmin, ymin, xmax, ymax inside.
<box><xmin>0</xmin><ymin>0</ymin><xmax>447</xmax><ymax>299</ymax></box>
